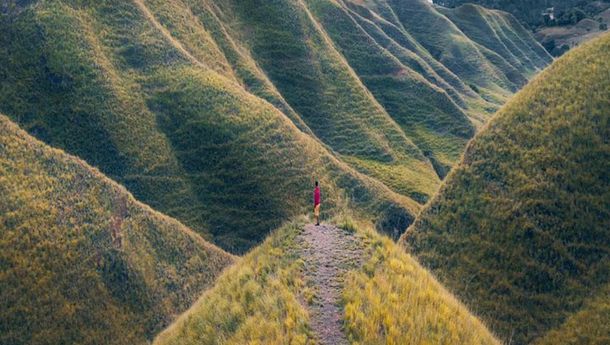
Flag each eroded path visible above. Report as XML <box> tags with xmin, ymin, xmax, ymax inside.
<box><xmin>298</xmin><ymin>224</ymin><xmax>363</xmax><ymax>345</ymax></box>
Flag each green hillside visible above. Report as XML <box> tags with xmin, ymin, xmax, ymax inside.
<box><xmin>0</xmin><ymin>0</ymin><xmax>550</xmax><ymax>252</ymax></box>
<box><xmin>435</xmin><ymin>0</ymin><xmax>609</xmax><ymax>29</ymax></box>
<box><xmin>435</xmin><ymin>1</ymin><xmax>610</xmax><ymax>57</ymax></box>
<box><xmin>535</xmin><ymin>283</ymin><xmax>610</xmax><ymax>345</ymax></box>
<box><xmin>154</xmin><ymin>218</ymin><xmax>500</xmax><ymax>345</ymax></box>
<box><xmin>0</xmin><ymin>114</ymin><xmax>234</xmax><ymax>345</ymax></box>
<box><xmin>403</xmin><ymin>33</ymin><xmax>610</xmax><ymax>344</ymax></box>
<box><xmin>439</xmin><ymin>4</ymin><xmax>551</xmax><ymax>72</ymax></box>
<box><xmin>381</xmin><ymin>0</ymin><xmax>526</xmax><ymax>97</ymax></box>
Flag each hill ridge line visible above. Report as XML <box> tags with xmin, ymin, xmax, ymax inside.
<box><xmin>133</xmin><ymin>0</ymin><xmax>210</xmax><ymax>70</ymax></box>
<box><xmin>299</xmin><ymin>224</ymin><xmax>363</xmax><ymax>344</ymax></box>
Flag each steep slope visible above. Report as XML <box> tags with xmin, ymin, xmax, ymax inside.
<box><xmin>308</xmin><ymin>0</ymin><xmax>551</xmax><ymax>177</ymax></box>
<box><xmin>0</xmin><ymin>114</ymin><xmax>234</xmax><ymax>345</ymax></box>
<box><xmin>375</xmin><ymin>0</ymin><xmax>524</xmax><ymax>98</ymax></box>
<box><xmin>188</xmin><ymin>0</ymin><xmax>443</xmax><ymax>201</ymax></box>
<box><xmin>154</xmin><ymin>219</ymin><xmax>500</xmax><ymax>345</ymax></box>
<box><xmin>0</xmin><ymin>0</ymin><xmax>417</xmax><ymax>252</ymax></box>
<box><xmin>0</xmin><ymin>0</ymin><xmax>549</xmax><ymax>252</ymax></box>
<box><xmin>210</xmin><ymin>0</ymin><xmax>550</xmax><ymax>178</ymax></box>
<box><xmin>307</xmin><ymin>0</ymin><xmax>477</xmax><ymax>182</ymax></box>
<box><xmin>438</xmin><ymin>4</ymin><xmax>552</xmax><ymax>72</ymax></box>
<box><xmin>403</xmin><ymin>33</ymin><xmax>610</xmax><ymax>344</ymax></box>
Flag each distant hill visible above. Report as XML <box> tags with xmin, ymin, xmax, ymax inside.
<box><xmin>535</xmin><ymin>8</ymin><xmax>610</xmax><ymax>55</ymax></box>
<box><xmin>434</xmin><ymin>0</ymin><xmax>609</xmax><ymax>28</ymax></box>
<box><xmin>0</xmin><ymin>0</ymin><xmax>550</xmax><ymax>252</ymax></box>
<box><xmin>403</xmin><ymin>33</ymin><xmax>610</xmax><ymax>344</ymax></box>
<box><xmin>0</xmin><ymin>114</ymin><xmax>234</xmax><ymax>345</ymax></box>
<box><xmin>435</xmin><ymin>0</ymin><xmax>610</xmax><ymax>55</ymax></box>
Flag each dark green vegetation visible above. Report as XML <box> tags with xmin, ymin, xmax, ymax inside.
<box><xmin>0</xmin><ymin>114</ymin><xmax>234</xmax><ymax>345</ymax></box>
<box><xmin>0</xmin><ymin>0</ymin><xmax>550</xmax><ymax>253</ymax></box>
<box><xmin>435</xmin><ymin>0</ymin><xmax>610</xmax><ymax>28</ymax></box>
<box><xmin>535</xmin><ymin>8</ymin><xmax>610</xmax><ymax>56</ymax></box>
<box><xmin>403</xmin><ymin>33</ymin><xmax>610</xmax><ymax>344</ymax></box>
<box><xmin>435</xmin><ymin>0</ymin><xmax>610</xmax><ymax>56</ymax></box>
<box><xmin>535</xmin><ymin>283</ymin><xmax>610</xmax><ymax>345</ymax></box>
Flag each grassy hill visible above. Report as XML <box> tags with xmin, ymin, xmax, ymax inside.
<box><xmin>153</xmin><ymin>218</ymin><xmax>500</xmax><ymax>345</ymax></box>
<box><xmin>0</xmin><ymin>114</ymin><xmax>234</xmax><ymax>345</ymax></box>
<box><xmin>0</xmin><ymin>0</ymin><xmax>549</xmax><ymax>252</ymax></box>
<box><xmin>439</xmin><ymin>4</ymin><xmax>551</xmax><ymax>73</ymax></box>
<box><xmin>435</xmin><ymin>0</ymin><xmax>610</xmax><ymax>56</ymax></box>
<box><xmin>434</xmin><ymin>0</ymin><xmax>609</xmax><ymax>28</ymax></box>
<box><xmin>403</xmin><ymin>33</ymin><xmax>610</xmax><ymax>344</ymax></box>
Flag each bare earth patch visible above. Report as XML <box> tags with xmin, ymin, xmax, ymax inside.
<box><xmin>298</xmin><ymin>224</ymin><xmax>364</xmax><ymax>345</ymax></box>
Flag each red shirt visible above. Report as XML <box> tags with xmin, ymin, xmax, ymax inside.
<box><xmin>314</xmin><ymin>186</ymin><xmax>321</xmax><ymax>206</ymax></box>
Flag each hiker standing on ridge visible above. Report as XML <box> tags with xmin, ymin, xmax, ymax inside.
<box><xmin>314</xmin><ymin>180</ymin><xmax>321</xmax><ymax>226</ymax></box>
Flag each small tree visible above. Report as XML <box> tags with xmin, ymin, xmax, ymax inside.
<box><xmin>543</xmin><ymin>39</ymin><xmax>556</xmax><ymax>53</ymax></box>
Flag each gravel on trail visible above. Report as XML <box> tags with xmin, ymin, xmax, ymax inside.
<box><xmin>298</xmin><ymin>224</ymin><xmax>364</xmax><ymax>345</ymax></box>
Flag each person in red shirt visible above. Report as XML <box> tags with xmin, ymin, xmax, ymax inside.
<box><xmin>313</xmin><ymin>180</ymin><xmax>321</xmax><ymax>226</ymax></box>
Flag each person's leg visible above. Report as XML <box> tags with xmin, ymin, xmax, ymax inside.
<box><xmin>314</xmin><ymin>204</ymin><xmax>320</xmax><ymax>225</ymax></box>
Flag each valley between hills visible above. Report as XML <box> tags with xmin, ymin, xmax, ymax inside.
<box><xmin>0</xmin><ymin>1</ymin><xmax>608</xmax><ymax>345</ymax></box>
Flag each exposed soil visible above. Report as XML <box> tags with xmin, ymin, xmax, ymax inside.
<box><xmin>298</xmin><ymin>224</ymin><xmax>363</xmax><ymax>345</ymax></box>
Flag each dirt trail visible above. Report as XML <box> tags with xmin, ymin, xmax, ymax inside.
<box><xmin>299</xmin><ymin>224</ymin><xmax>363</xmax><ymax>345</ymax></box>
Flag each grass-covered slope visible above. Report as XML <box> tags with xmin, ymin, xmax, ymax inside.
<box><xmin>0</xmin><ymin>114</ymin><xmax>234</xmax><ymax>345</ymax></box>
<box><xmin>0</xmin><ymin>0</ymin><xmax>417</xmax><ymax>252</ymax></box>
<box><xmin>341</xmin><ymin>221</ymin><xmax>500</xmax><ymax>345</ymax></box>
<box><xmin>154</xmin><ymin>218</ymin><xmax>500</xmax><ymax>345</ymax></box>
<box><xmin>439</xmin><ymin>4</ymin><xmax>552</xmax><ymax>72</ymax></box>
<box><xmin>0</xmin><ymin>0</ymin><xmax>549</xmax><ymax>252</ymax></box>
<box><xmin>206</xmin><ymin>0</ymin><xmax>442</xmax><ymax>202</ymax></box>
<box><xmin>403</xmin><ymin>33</ymin><xmax>610</xmax><ymax>344</ymax></box>
<box><xmin>379</xmin><ymin>0</ymin><xmax>530</xmax><ymax>98</ymax></box>
<box><xmin>153</xmin><ymin>222</ymin><xmax>313</xmax><ymax>345</ymax></box>
<box><xmin>307</xmin><ymin>0</ymin><xmax>476</xmax><ymax>182</ymax></box>
<box><xmin>215</xmin><ymin>0</ymin><xmax>550</xmax><ymax>180</ymax></box>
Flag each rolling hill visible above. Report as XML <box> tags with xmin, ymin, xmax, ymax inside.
<box><xmin>153</xmin><ymin>219</ymin><xmax>500</xmax><ymax>345</ymax></box>
<box><xmin>435</xmin><ymin>0</ymin><xmax>610</xmax><ymax>56</ymax></box>
<box><xmin>535</xmin><ymin>8</ymin><xmax>610</xmax><ymax>56</ymax></box>
<box><xmin>402</xmin><ymin>33</ymin><xmax>610</xmax><ymax>344</ymax></box>
<box><xmin>0</xmin><ymin>114</ymin><xmax>234</xmax><ymax>345</ymax></box>
<box><xmin>0</xmin><ymin>0</ymin><xmax>550</xmax><ymax>253</ymax></box>
<box><xmin>434</xmin><ymin>0</ymin><xmax>609</xmax><ymax>28</ymax></box>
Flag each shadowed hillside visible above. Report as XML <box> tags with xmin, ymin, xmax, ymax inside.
<box><xmin>435</xmin><ymin>0</ymin><xmax>609</xmax><ymax>29</ymax></box>
<box><xmin>403</xmin><ymin>33</ymin><xmax>610</xmax><ymax>344</ymax></box>
<box><xmin>0</xmin><ymin>114</ymin><xmax>234</xmax><ymax>345</ymax></box>
<box><xmin>0</xmin><ymin>0</ymin><xmax>550</xmax><ymax>252</ymax></box>
<box><xmin>535</xmin><ymin>283</ymin><xmax>610</xmax><ymax>345</ymax></box>
<box><xmin>154</xmin><ymin>219</ymin><xmax>500</xmax><ymax>345</ymax></box>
